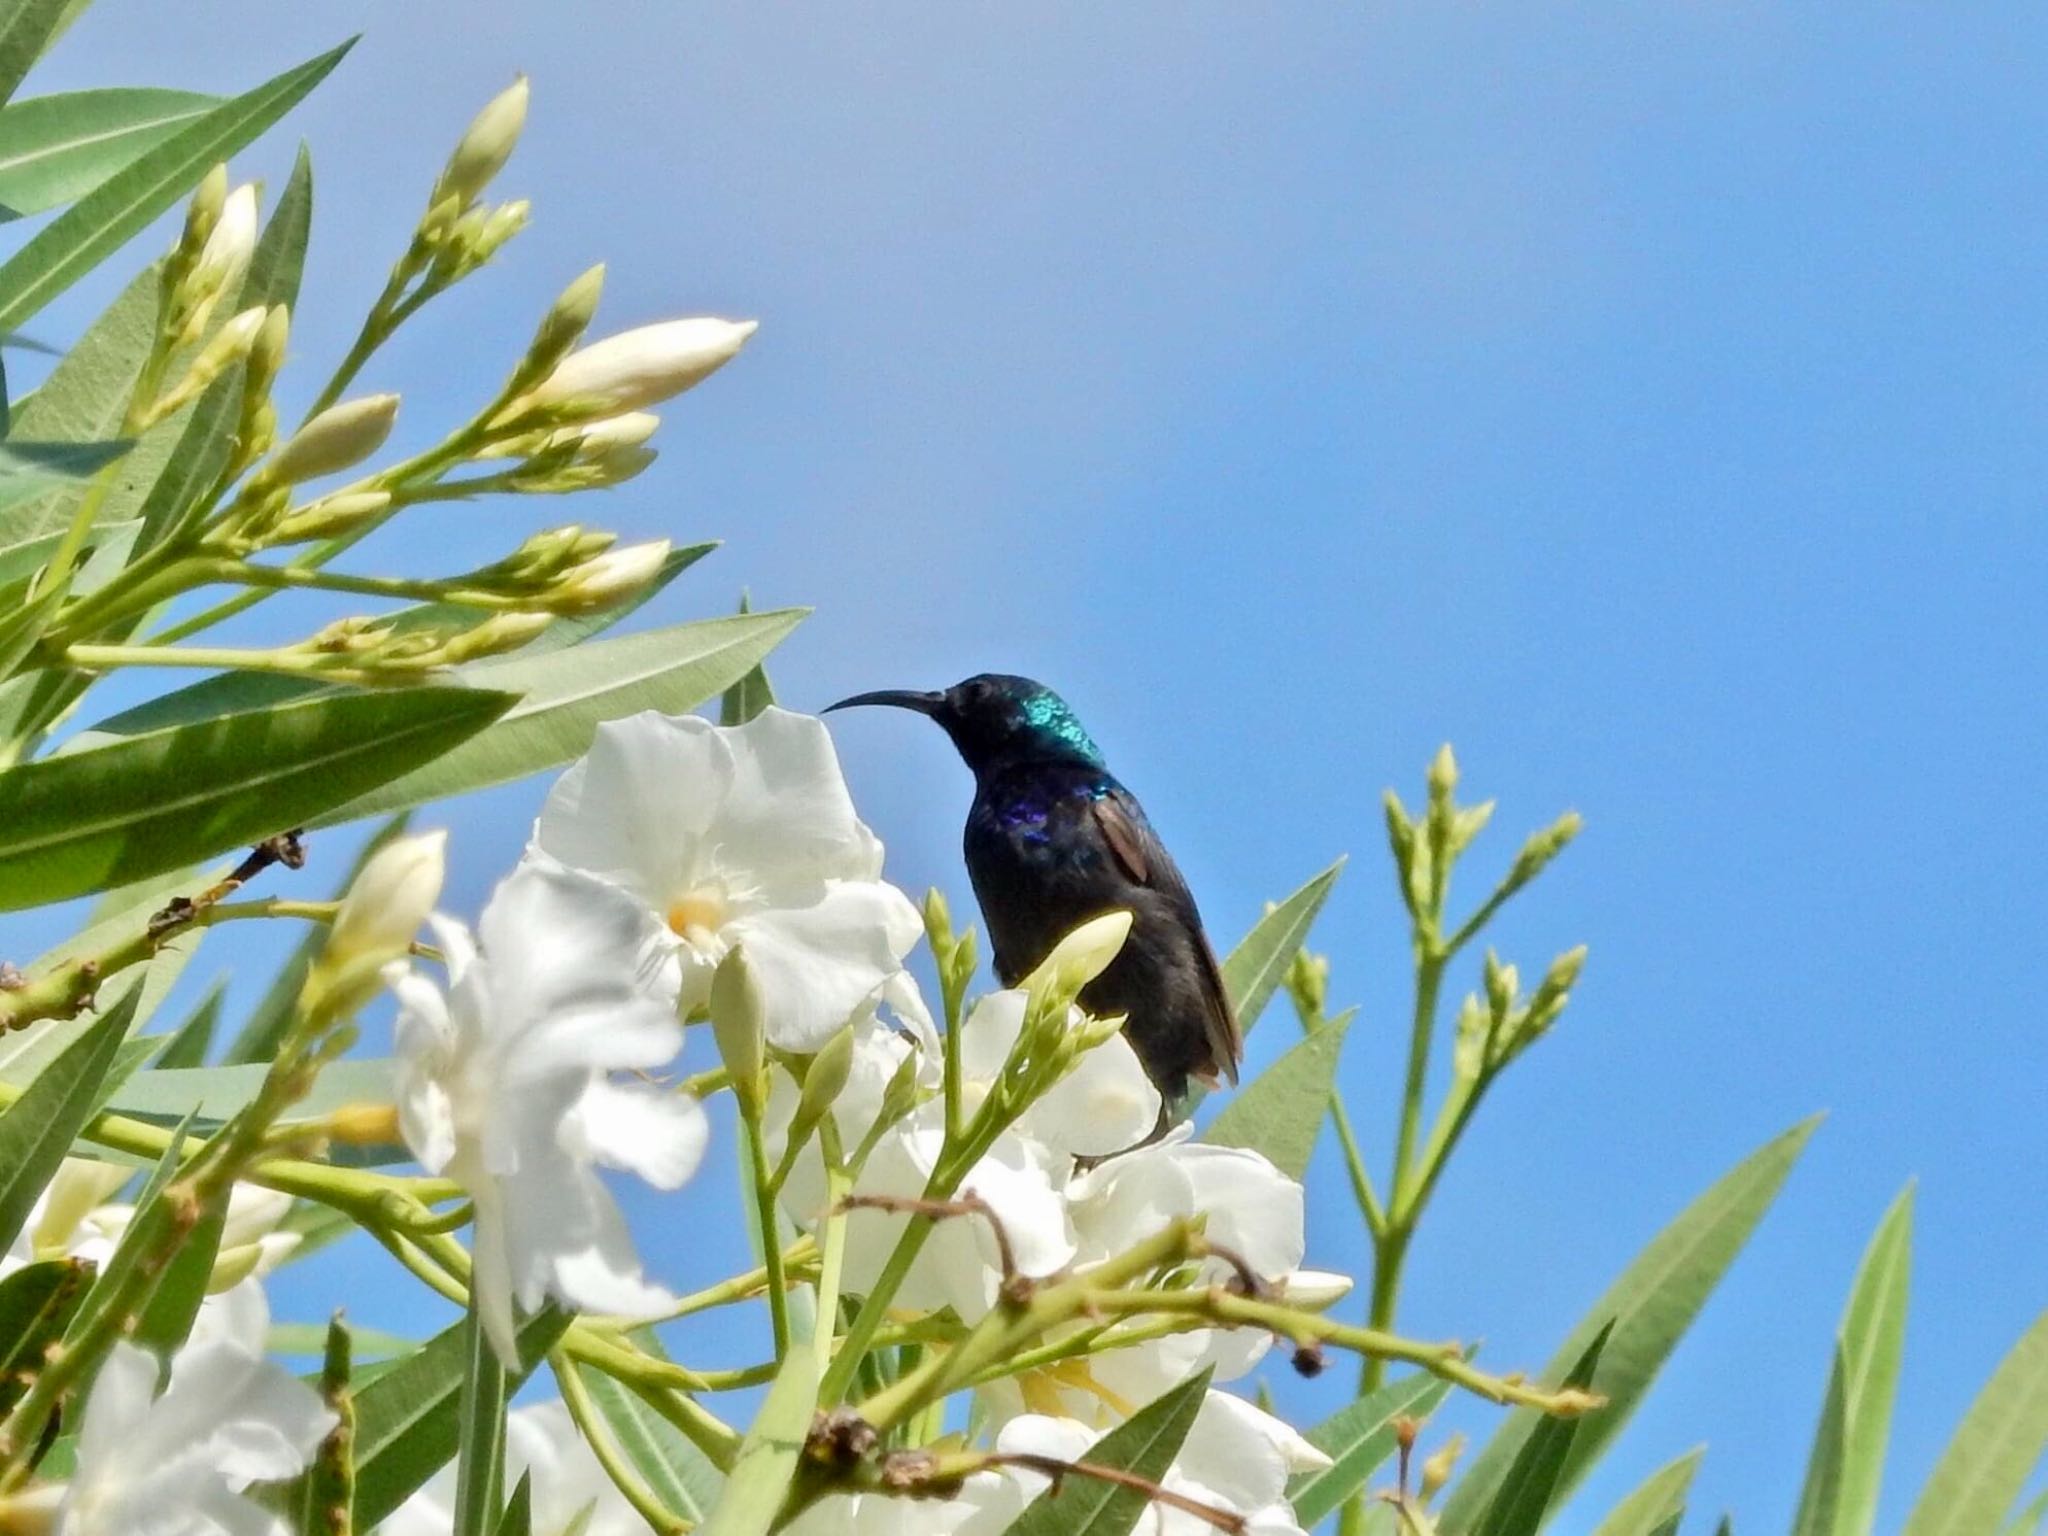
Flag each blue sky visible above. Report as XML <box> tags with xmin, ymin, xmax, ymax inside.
<box><xmin>13</xmin><ymin>3</ymin><xmax>2048</xmax><ymax>1528</ymax></box>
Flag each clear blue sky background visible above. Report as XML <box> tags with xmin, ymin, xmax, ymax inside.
<box><xmin>11</xmin><ymin>3</ymin><xmax>2048</xmax><ymax>1530</ymax></box>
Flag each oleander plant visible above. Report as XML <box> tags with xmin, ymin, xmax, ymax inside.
<box><xmin>0</xmin><ymin>6</ymin><xmax>2043</xmax><ymax>1535</ymax></box>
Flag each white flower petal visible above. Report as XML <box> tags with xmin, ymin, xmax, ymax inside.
<box><xmin>566</xmin><ymin>1080</ymin><xmax>709</xmax><ymax>1190</ymax></box>
<box><xmin>729</xmin><ymin>880</ymin><xmax>922</xmax><ymax>1051</ymax></box>
<box><xmin>1023</xmin><ymin>1028</ymin><xmax>1161</xmax><ymax>1158</ymax></box>
<box><xmin>532</xmin><ymin>712</ymin><xmax>734</xmax><ymax>910</ymax></box>
<box><xmin>75</xmin><ymin>1340</ymin><xmax>159</xmax><ymax>1478</ymax></box>
<box><xmin>714</xmin><ymin>708</ymin><xmax>889</xmax><ymax>891</ymax></box>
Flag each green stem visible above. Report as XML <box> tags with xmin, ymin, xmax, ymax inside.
<box><xmin>552</xmin><ymin>1350</ymin><xmax>689</xmax><ymax>1535</ymax></box>
<box><xmin>811</xmin><ymin>1121</ymin><xmax>853</xmax><ymax>1375</ymax></box>
<box><xmin>64</xmin><ymin>639</ymin><xmax>409</xmax><ymax>688</ymax></box>
<box><xmin>303</xmin><ymin>266</ymin><xmax>413</xmax><ymax>423</ymax></box>
<box><xmin>742</xmin><ymin>1111</ymin><xmax>791</xmax><ymax>1359</ymax></box>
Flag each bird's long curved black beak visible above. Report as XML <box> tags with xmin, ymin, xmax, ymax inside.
<box><xmin>824</xmin><ymin>688</ymin><xmax>944</xmax><ymax>716</ymax></box>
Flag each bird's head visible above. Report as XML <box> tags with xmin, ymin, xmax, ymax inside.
<box><xmin>826</xmin><ymin>673</ymin><xmax>1106</xmax><ymax>774</ymax></box>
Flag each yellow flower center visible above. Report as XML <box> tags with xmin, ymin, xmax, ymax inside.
<box><xmin>665</xmin><ymin>889</ymin><xmax>729</xmax><ymax>949</ymax></box>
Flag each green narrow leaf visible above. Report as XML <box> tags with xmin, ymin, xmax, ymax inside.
<box><xmin>452</xmin><ymin>1301</ymin><xmax>510</xmax><ymax>1536</ymax></box>
<box><xmin>0</xmin><ymin>684</ymin><xmax>512</xmax><ymax>910</ymax></box>
<box><xmin>1473</xmin><ymin>1325</ymin><xmax>1612</xmax><ymax>1536</ymax></box>
<box><xmin>1586</xmin><ymin>1447</ymin><xmax>1705</xmax><ymax>1536</ymax></box>
<box><xmin>344</xmin><ymin>1306</ymin><xmax>569</xmax><ymax>1531</ymax></box>
<box><xmin>1202</xmin><ymin>1009</ymin><xmax>1352</xmax><ymax>1179</ymax></box>
<box><xmin>0</xmin><ymin>88</ymin><xmax>220</xmax><ymax>218</ymax></box>
<box><xmin>579</xmin><ymin>1351</ymin><xmax>722</xmax><ymax>1520</ymax></box>
<box><xmin>494</xmin><ymin>1473</ymin><xmax>533</xmax><ymax>1536</ymax></box>
<box><xmin>1287</xmin><ymin>1371</ymin><xmax>1453</xmax><ymax>1527</ymax></box>
<box><xmin>1792</xmin><ymin>1344</ymin><xmax>1849</xmax><ymax>1536</ymax></box>
<box><xmin>0</xmin><ymin>0</ymin><xmax>71</xmax><ymax>110</ymax></box>
<box><xmin>0</xmin><ymin>261</ymin><xmax>157</xmax><ymax>555</ymax></box>
<box><xmin>0</xmin><ymin>39</ymin><xmax>352</xmax><ymax>333</ymax></box>
<box><xmin>0</xmin><ymin>437</ymin><xmax>130</xmax><ymax>504</ymax></box>
<box><xmin>268</xmin><ymin>1320</ymin><xmax>413</xmax><ymax>1362</ymax></box>
<box><xmin>700</xmin><ymin>1345</ymin><xmax>820</xmax><ymax>1536</ymax></box>
<box><xmin>1831</xmin><ymin>1184</ymin><xmax>1913</xmax><ymax>1536</ymax></box>
<box><xmin>1219</xmin><ymin>857</ymin><xmax>1344</xmax><ymax>1038</ymax></box>
<box><xmin>1441</xmin><ymin>1116</ymin><xmax>1822</xmax><ymax>1527</ymax></box>
<box><xmin>999</xmin><ymin>1368</ymin><xmax>1213</xmax><ymax>1536</ymax></box>
<box><xmin>224</xmin><ymin>811</ymin><xmax>411</xmax><ymax>1065</ymax></box>
<box><xmin>102</xmin><ymin>1057</ymin><xmax>394</xmax><ymax>1128</ymax></box>
<box><xmin>718</xmin><ymin>592</ymin><xmax>776</xmax><ymax>725</ymax></box>
<box><xmin>130</xmin><ymin>1193</ymin><xmax>225</xmax><ymax>1351</ymax></box>
<box><xmin>0</xmin><ymin>986</ymin><xmax>138</xmax><ymax>1254</ymax></box>
<box><xmin>0</xmin><ymin>1258</ymin><xmax>92</xmax><ymax>1416</ymax></box>
<box><xmin>310</xmin><ymin>608</ymin><xmax>806</xmax><ymax>826</ymax></box>
<box><xmin>1901</xmin><ymin>1305</ymin><xmax>2048</xmax><ymax>1536</ymax></box>
<box><xmin>155</xmin><ymin>976</ymin><xmax>224</xmax><ymax>1068</ymax></box>
<box><xmin>1998</xmin><ymin>1489</ymin><xmax>2048</xmax><ymax>1536</ymax></box>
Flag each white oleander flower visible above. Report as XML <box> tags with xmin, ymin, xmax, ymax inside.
<box><xmin>530</xmin><ymin>707</ymin><xmax>923</xmax><ymax>1052</ymax></box>
<box><xmin>388</xmin><ymin>862</ymin><xmax>707</xmax><ymax>1365</ymax></box>
<box><xmin>19</xmin><ymin>1328</ymin><xmax>332</xmax><ymax>1536</ymax></box>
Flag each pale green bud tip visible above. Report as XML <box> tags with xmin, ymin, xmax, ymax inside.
<box><xmin>251</xmin><ymin>304</ymin><xmax>291</xmax><ymax>377</ymax></box>
<box><xmin>527</xmin><ymin>316</ymin><xmax>759</xmax><ymax>416</ymax></box>
<box><xmin>270</xmin><ymin>490</ymin><xmax>393</xmax><ymax>543</ymax></box>
<box><xmin>265</xmin><ymin>393</ymin><xmax>400</xmax><ymax>486</ymax></box>
<box><xmin>443</xmin><ymin>610</ymin><xmax>553</xmax><ymax>663</ymax></box>
<box><xmin>436</xmin><ymin>75</ymin><xmax>529</xmax><ymax>208</ymax></box>
<box><xmin>1419</xmin><ymin>1432</ymin><xmax>1467</xmax><ymax>1500</ymax></box>
<box><xmin>182</xmin><ymin>164</ymin><xmax>229</xmax><ymax>252</ymax></box>
<box><xmin>324</xmin><ymin>830</ymin><xmax>446</xmax><ymax>975</ymax></box>
<box><xmin>1427</xmin><ymin>742</ymin><xmax>1458</xmax><ymax>800</ymax></box>
<box><xmin>796</xmin><ymin>1023</ymin><xmax>857</xmax><ymax>1123</ymax></box>
<box><xmin>1543</xmin><ymin>944</ymin><xmax>1588</xmax><ymax>992</ymax></box>
<box><xmin>710</xmin><ymin>947</ymin><xmax>767</xmax><ymax>1109</ymax></box>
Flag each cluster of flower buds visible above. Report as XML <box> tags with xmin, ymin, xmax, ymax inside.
<box><xmin>989</xmin><ymin>910</ymin><xmax>1133</xmax><ymax>1125</ymax></box>
<box><xmin>161</xmin><ymin>167</ymin><xmax>259</xmax><ymax>346</ymax></box>
<box><xmin>1454</xmin><ymin>941</ymin><xmax>1590</xmax><ymax>1081</ymax></box>
<box><xmin>281</xmin><ymin>608</ymin><xmax>554</xmax><ymax>684</ymax></box>
<box><xmin>413</xmin><ymin>77</ymin><xmax>530</xmax><ymax>272</ymax></box>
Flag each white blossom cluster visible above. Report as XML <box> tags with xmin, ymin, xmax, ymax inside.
<box><xmin>7</xmin><ymin>706</ymin><xmax>1342</xmax><ymax>1536</ymax></box>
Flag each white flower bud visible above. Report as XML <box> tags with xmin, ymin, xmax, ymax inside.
<box><xmin>309</xmin><ymin>831</ymin><xmax>446</xmax><ymax>1015</ymax></box>
<box><xmin>263</xmin><ymin>394</ymin><xmax>399</xmax><ymax>486</ymax></box>
<box><xmin>1033</xmin><ymin>909</ymin><xmax>1132</xmax><ymax>1002</ymax></box>
<box><xmin>548</xmin><ymin>539</ymin><xmax>670</xmax><ymax>613</ymax></box>
<box><xmin>186</xmin><ymin>183</ymin><xmax>259</xmax><ymax>305</ymax></box>
<box><xmin>434</xmin><ymin>76</ymin><xmax>529</xmax><ymax>210</ymax></box>
<box><xmin>711</xmin><ymin>947</ymin><xmax>767</xmax><ymax>1117</ymax></box>
<box><xmin>524</xmin><ymin>317</ymin><xmax>758</xmax><ymax>417</ymax></box>
<box><xmin>1279</xmin><ymin>1269</ymin><xmax>1355</xmax><ymax>1309</ymax></box>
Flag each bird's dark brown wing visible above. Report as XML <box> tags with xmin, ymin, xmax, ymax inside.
<box><xmin>1092</xmin><ymin>788</ymin><xmax>1242</xmax><ymax>1086</ymax></box>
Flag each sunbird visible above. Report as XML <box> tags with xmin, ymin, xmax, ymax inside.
<box><xmin>827</xmin><ymin>674</ymin><xmax>1241</xmax><ymax>1135</ymax></box>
